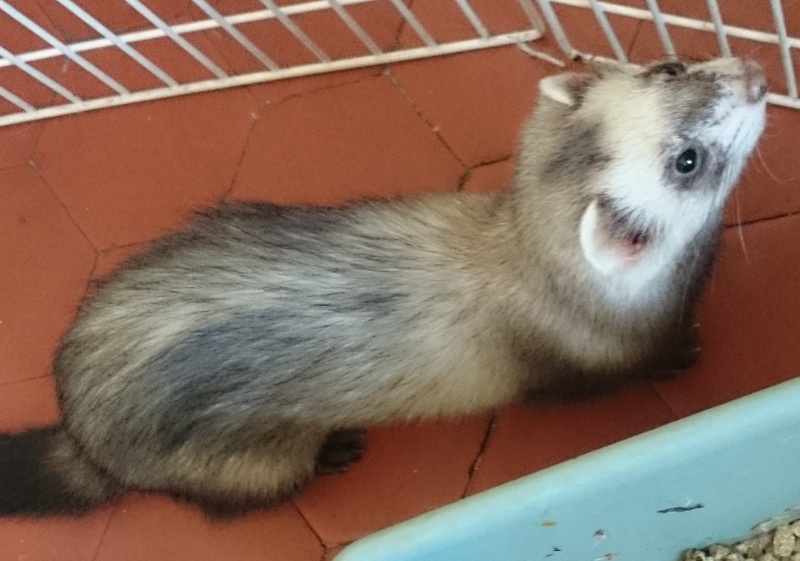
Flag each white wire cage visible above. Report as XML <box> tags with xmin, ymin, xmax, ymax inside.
<box><xmin>537</xmin><ymin>0</ymin><xmax>800</xmax><ymax>109</ymax></box>
<box><xmin>0</xmin><ymin>0</ymin><xmax>798</xmax><ymax>129</ymax></box>
<box><xmin>0</xmin><ymin>0</ymin><xmax>546</xmax><ymax>127</ymax></box>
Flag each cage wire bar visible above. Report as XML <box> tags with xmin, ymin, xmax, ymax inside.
<box><xmin>1</xmin><ymin>0</ymin><xmax>798</xmax><ymax>127</ymax></box>
<box><xmin>0</xmin><ymin>0</ymin><xmax>545</xmax><ymax>127</ymax></box>
<box><xmin>536</xmin><ymin>0</ymin><xmax>800</xmax><ymax>109</ymax></box>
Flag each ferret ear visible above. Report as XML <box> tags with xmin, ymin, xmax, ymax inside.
<box><xmin>539</xmin><ymin>72</ymin><xmax>596</xmax><ymax>107</ymax></box>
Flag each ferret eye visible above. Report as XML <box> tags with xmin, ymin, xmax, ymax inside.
<box><xmin>675</xmin><ymin>148</ymin><xmax>700</xmax><ymax>174</ymax></box>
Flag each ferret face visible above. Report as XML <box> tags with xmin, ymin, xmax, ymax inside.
<box><xmin>539</xmin><ymin>58</ymin><xmax>766</xmax><ymax>287</ymax></box>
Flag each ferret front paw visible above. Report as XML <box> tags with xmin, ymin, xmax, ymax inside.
<box><xmin>315</xmin><ymin>429</ymin><xmax>366</xmax><ymax>474</ymax></box>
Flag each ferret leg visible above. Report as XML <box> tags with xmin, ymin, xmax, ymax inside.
<box><xmin>162</xmin><ymin>429</ymin><xmax>330</xmax><ymax>519</ymax></box>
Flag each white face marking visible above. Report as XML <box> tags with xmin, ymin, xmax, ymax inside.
<box><xmin>577</xmin><ymin>59</ymin><xmax>766</xmax><ymax>304</ymax></box>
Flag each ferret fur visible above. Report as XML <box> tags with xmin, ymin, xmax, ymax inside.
<box><xmin>0</xmin><ymin>57</ymin><xmax>767</xmax><ymax>518</ymax></box>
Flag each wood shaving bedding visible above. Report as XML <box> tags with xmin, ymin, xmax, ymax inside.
<box><xmin>681</xmin><ymin>521</ymin><xmax>800</xmax><ymax>561</ymax></box>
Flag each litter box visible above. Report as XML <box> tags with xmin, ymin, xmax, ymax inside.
<box><xmin>336</xmin><ymin>376</ymin><xmax>800</xmax><ymax>561</ymax></box>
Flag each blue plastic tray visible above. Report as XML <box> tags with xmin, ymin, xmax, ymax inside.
<box><xmin>337</xmin><ymin>377</ymin><xmax>800</xmax><ymax>561</ymax></box>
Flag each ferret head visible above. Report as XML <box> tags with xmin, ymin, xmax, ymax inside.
<box><xmin>518</xmin><ymin>58</ymin><xmax>766</xmax><ymax>294</ymax></box>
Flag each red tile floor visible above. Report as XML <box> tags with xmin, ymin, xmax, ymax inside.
<box><xmin>2</xmin><ymin>4</ymin><xmax>800</xmax><ymax>561</ymax></box>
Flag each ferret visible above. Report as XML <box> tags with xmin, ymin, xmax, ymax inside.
<box><xmin>0</xmin><ymin>57</ymin><xmax>767</xmax><ymax>519</ymax></box>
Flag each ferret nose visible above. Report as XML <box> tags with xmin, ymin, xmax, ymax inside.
<box><xmin>742</xmin><ymin>59</ymin><xmax>767</xmax><ymax>103</ymax></box>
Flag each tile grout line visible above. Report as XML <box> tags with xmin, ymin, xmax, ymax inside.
<box><xmin>289</xmin><ymin>500</ymin><xmax>330</xmax><ymax>554</ymax></box>
<box><xmin>647</xmin><ymin>381</ymin><xmax>683</xmax><ymax>422</ymax></box>
<box><xmin>181</xmin><ymin>3</ymin><xmax>261</xmax><ymax>111</ymax></box>
<box><xmin>33</xmin><ymin>0</ymin><xmax>70</xmax><ymax>43</ymax></box>
<box><xmin>134</xmin><ymin>1</ymin><xmax>382</xmax><ymax>117</ymax></box>
<box><xmin>457</xmin><ymin>155</ymin><xmax>515</xmax><ymax>192</ymax></box>
<box><xmin>27</xmin><ymin>114</ymin><xmax>99</xmax><ymax>260</ymax></box>
<box><xmin>384</xmin><ymin>67</ymin><xmax>468</xmax><ymax>169</ymax></box>
<box><xmin>461</xmin><ymin>411</ymin><xmax>499</xmax><ymax>498</ymax></box>
<box><xmin>0</xmin><ymin>373</ymin><xmax>53</xmax><ymax>388</ymax></box>
<box><xmin>0</xmin><ymin>123</ymin><xmax>49</xmax><ymax>173</ymax></box>
<box><xmin>25</xmin><ymin>150</ymin><xmax>102</xmax><ymax>294</ymax></box>
<box><xmin>625</xmin><ymin>19</ymin><xmax>644</xmax><ymax>58</ymax></box>
<box><xmin>176</xmin><ymin>5</ymin><xmax>281</xmax><ymax>113</ymax></box>
<box><xmin>226</xmin><ymin>70</ymin><xmax>391</xmax><ymax>203</ymax></box>
<box><xmin>392</xmin><ymin>0</ymin><xmax>414</xmax><ymax>47</ymax></box>
<box><xmin>478</xmin><ymin>155</ymin><xmax>514</xmax><ymax>166</ymax></box>
<box><xmin>723</xmin><ymin>208</ymin><xmax>800</xmax><ymax>229</ymax></box>
<box><xmin>221</xmin><ymin>110</ymin><xmax>262</xmax><ymax>201</ymax></box>
<box><xmin>98</xmin><ymin>239</ymin><xmax>148</xmax><ymax>254</ymax></box>
<box><xmin>456</xmin><ymin>168</ymin><xmax>472</xmax><ymax>191</ymax></box>
<box><xmin>251</xmin><ymin>69</ymin><xmax>386</xmax><ymax>113</ymax></box>
<box><xmin>323</xmin><ymin>543</ymin><xmax>351</xmax><ymax>561</ymax></box>
<box><xmin>88</xmin><ymin>507</ymin><xmax>118</xmax><ymax>561</ymax></box>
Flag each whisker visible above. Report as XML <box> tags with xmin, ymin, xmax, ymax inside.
<box><xmin>733</xmin><ymin>191</ymin><xmax>751</xmax><ymax>265</ymax></box>
<box><xmin>755</xmin><ymin>146</ymin><xmax>784</xmax><ymax>186</ymax></box>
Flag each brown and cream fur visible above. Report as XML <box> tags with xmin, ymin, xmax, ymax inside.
<box><xmin>0</xmin><ymin>57</ymin><xmax>767</xmax><ymax>518</ymax></box>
